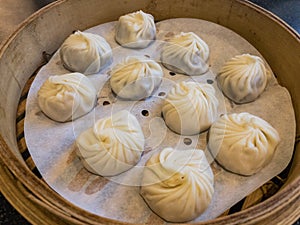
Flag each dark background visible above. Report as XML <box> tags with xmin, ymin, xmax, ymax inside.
<box><xmin>0</xmin><ymin>0</ymin><xmax>299</xmax><ymax>224</ymax></box>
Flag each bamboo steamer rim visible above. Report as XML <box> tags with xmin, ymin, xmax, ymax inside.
<box><xmin>0</xmin><ymin>0</ymin><xmax>299</xmax><ymax>224</ymax></box>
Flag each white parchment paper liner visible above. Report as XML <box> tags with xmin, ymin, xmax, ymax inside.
<box><xmin>24</xmin><ymin>18</ymin><xmax>295</xmax><ymax>223</ymax></box>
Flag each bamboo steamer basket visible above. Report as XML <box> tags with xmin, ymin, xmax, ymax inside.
<box><xmin>0</xmin><ymin>0</ymin><xmax>299</xmax><ymax>224</ymax></box>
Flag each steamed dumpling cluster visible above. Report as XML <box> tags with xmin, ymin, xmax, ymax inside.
<box><xmin>110</xmin><ymin>56</ymin><xmax>163</xmax><ymax>100</ymax></box>
<box><xmin>208</xmin><ymin>113</ymin><xmax>280</xmax><ymax>175</ymax></box>
<box><xmin>217</xmin><ymin>54</ymin><xmax>269</xmax><ymax>103</ymax></box>
<box><xmin>115</xmin><ymin>10</ymin><xmax>156</xmax><ymax>48</ymax></box>
<box><xmin>140</xmin><ymin>147</ymin><xmax>214</xmax><ymax>222</ymax></box>
<box><xmin>162</xmin><ymin>81</ymin><xmax>219</xmax><ymax>135</ymax></box>
<box><xmin>161</xmin><ymin>32</ymin><xmax>209</xmax><ymax>75</ymax></box>
<box><xmin>38</xmin><ymin>72</ymin><xmax>97</xmax><ymax>122</ymax></box>
<box><xmin>76</xmin><ymin>110</ymin><xmax>145</xmax><ymax>176</ymax></box>
<box><xmin>60</xmin><ymin>31</ymin><xmax>112</xmax><ymax>74</ymax></box>
<box><xmin>36</xmin><ymin>12</ymin><xmax>283</xmax><ymax>223</ymax></box>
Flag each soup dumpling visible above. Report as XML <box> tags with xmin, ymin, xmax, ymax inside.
<box><xmin>60</xmin><ymin>31</ymin><xmax>112</xmax><ymax>74</ymax></box>
<box><xmin>38</xmin><ymin>72</ymin><xmax>97</xmax><ymax>122</ymax></box>
<box><xmin>208</xmin><ymin>112</ymin><xmax>280</xmax><ymax>175</ymax></box>
<box><xmin>161</xmin><ymin>32</ymin><xmax>209</xmax><ymax>75</ymax></box>
<box><xmin>76</xmin><ymin>110</ymin><xmax>145</xmax><ymax>176</ymax></box>
<box><xmin>115</xmin><ymin>10</ymin><xmax>156</xmax><ymax>48</ymax></box>
<box><xmin>162</xmin><ymin>81</ymin><xmax>219</xmax><ymax>135</ymax></box>
<box><xmin>110</xmin><ymin>56</ymin><xmax>163</xmax><ymax>100</ymax></box>
<box><xmin>141</xmin><ymin>147</ymin><xmax>214</xmax><ymax>222</ymax></box>
<box><xmin>217</xmin><ymin>54</ymin><xmax>270</xmax><ymax>103</ymax></box>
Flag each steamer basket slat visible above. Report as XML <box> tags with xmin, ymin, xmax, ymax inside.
<box><xmin>0</xmin><ymin>0</ymin><xmax>299</xmax><ymax>224</ymax></box>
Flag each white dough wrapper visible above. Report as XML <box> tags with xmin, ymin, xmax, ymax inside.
<box><xmin>217</xmin><ymin>54</ymin><xmax>270</xmax><ymax>103</ymax></box>
<box><xmin>208</xmin><ymin>113</ymin><xmax>280</xmax><ymax>176</ymax></box>
<box><xmin>115</xmin><ymin>10</ymin><xmax>156</xmax><ymax>49</ymax></box>
<box><xmin>60</xmin><ymin>31</ymin><xmax>112</xmax><ymax>74</ymax></box>
<box><xmin>38</xmin><ymin>72</ymin><xmax>97</xmax><ymax>122</ymax></box>
<box><xmin>110</xmin><ymin>56</ymin><xmax>163</xmax><ymax>100</ymax></box>
<box><xmin>76</xmin><ymin>110</ymin><xmax>145</xmax><ymax>176</ymax></box>
<box><xmin>161</xmin><ymin>32</ymin><xmax>209</xmax><ymax>75</ymax></box>
<box><xmin>162</xmin><ymin>81</ymin><xmax>219</xmax><ymax>135</ymax></box>
<box><xmin>141</xmin><ymin>147</ymin><xmax>214</xmax><ymax>222</ymax></box>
